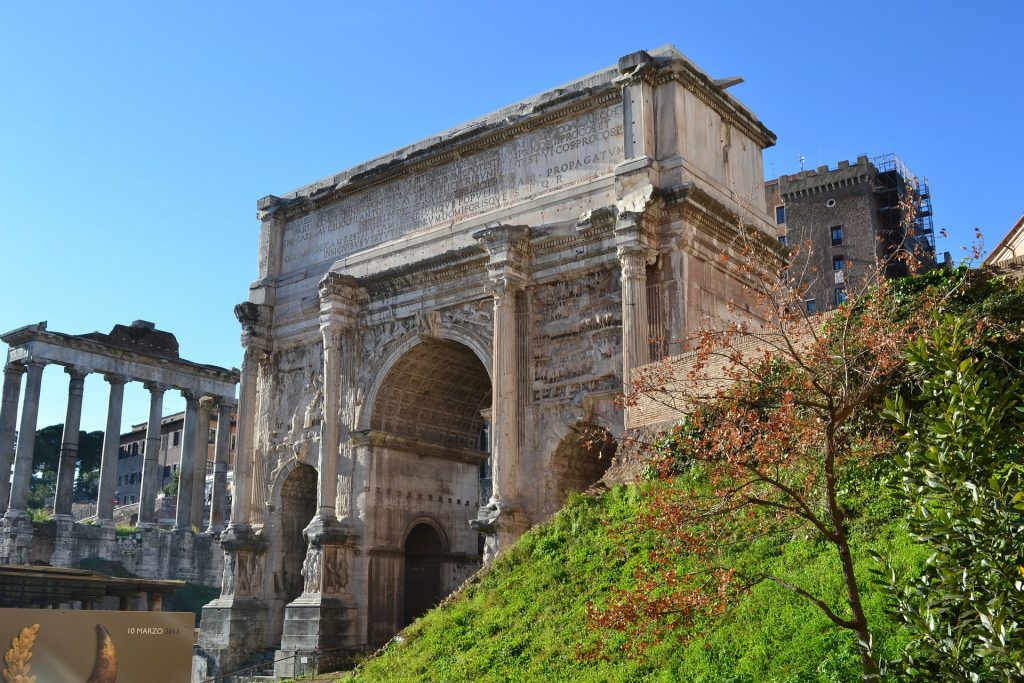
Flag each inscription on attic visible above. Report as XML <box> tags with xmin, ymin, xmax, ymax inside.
<box><xmin>281</xmin><ymin>103</ymin><xmax>624</xmax><ymax>271</ymax></box>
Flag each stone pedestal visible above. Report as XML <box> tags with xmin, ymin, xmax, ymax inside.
<box><xmin>51</xmin><ymin>515</ymin><xmax>77</xmax><ymax>566</ymax></box>
<box><xmin>196</xmin><ymin>526</ymin><xmax>269</xmax><ymax>676</ymax></box>
<box><xmin>275</xmin><ymin>516</ymin><xmax>357</xmax><ymax>676</ymax></box>
<box><xmin>0</xmin><ymin>515</ymin><xmax>33</xmax><ymax>565</ymax></box>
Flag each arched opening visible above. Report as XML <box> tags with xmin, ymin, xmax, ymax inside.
<box><xmin>280</xmin><ymin>464</ymin><xmax>317</xmax><ymax>603</ymax></box>
<box><xmin>370</xmin><ymin>337</ymin><xmax>491</xmax><ymax>449</ymax></box>
<box><xmin>550</xmin><ymin>426</ymin><xmax>617</xmax><ymax>509</ymax></box>
<box><xmin>403</xmin><ymin>523</ymin><xmax>444</xmax><ymax>626</ymax></box>
<box><xmin>364</xmin><ymin>337</ymin><xmax>491</xmax><ymax>646</ymax></box>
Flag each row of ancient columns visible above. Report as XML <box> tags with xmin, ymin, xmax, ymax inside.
<box><xmin>0</xmin><ymin>359</ymin><xmax>235</xmax><ymax>534</ymax></box>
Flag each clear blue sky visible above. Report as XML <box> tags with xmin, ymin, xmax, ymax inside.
<box><xmin>1</xmin><ymin>1</ymin><xmax>1021</xmax><ymax>433</ymax></box>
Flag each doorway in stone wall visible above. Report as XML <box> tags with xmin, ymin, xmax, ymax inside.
<box><xmin>280</xmin><ymin>463</ymin><xmax>317</xmax><ymax>603</ymax></box>
<box><xmin>403</xmin><ymin>523</ymin><xmax>444</xmax><ymax>627</ymax></box>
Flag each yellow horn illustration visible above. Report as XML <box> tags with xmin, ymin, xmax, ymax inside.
<box><xmin>84</xmin><ymin>624</ymin><xmax>116</xmax><ymax>683</ymax></box>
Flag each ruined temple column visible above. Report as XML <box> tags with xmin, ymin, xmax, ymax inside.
<box><xmin>137</xmin><ymin>382</ymin><xmax>167</xmax><ymax>528</ymax></box>
<box><xmin>53</xmin><ymin>366</ymin><xmax>88</xmax><ymax>517</ymax></box>
<box><xmin>3</xmin><ymin>360</ymin><xmax>45</xmax><ymax>519</ymax></box>
<box><xmin>472</xmin><ymin>225</ymin><xmax>530</xmax><ymax>557</ymax></box>
<box><xmin>207</xmin><ymin>398</ymin><xmax>234</xmax><ymax>534</ymax></box>
<box><xmin>190</xmin><ymin>396</ymin><xmax>215</xmax><ymax>529</ymax></box>
<box><xmin>95</xmin><ymin>374</ymin><xmax>128</xmax><ymax>524</ymax></box>
<box><xmin>0</xmin><ymin>363</ymin><xmax>26</xmax><ymax>513</ymax></box>
<box><xmin>224</xmin><ymin>303</ymin><xmax>265</xmax><ymax>537</ymax></box>
<box><xmin>174</xmin><ymin>390</ymin><xmax>201</xmax><ymax>532</ymax></box>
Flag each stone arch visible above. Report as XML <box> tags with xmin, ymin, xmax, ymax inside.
<box><xmin>359</xmin><ymin>326</ymin><xmax>492</xmax><ymax>432</ymax></box>
<box><xmin>278</xmin><ymin>463</ymin><xmax>317</xmax><ymax>604</ymax></box>
<box><xmin>364</xmin><ymin>336</ymin><xmax>492</xmax><ymax>450</ymax></box>
<box><xmin>548</xmin><ymin>423</ymin><xmax>617</xmax><ymax>510</ymax></box>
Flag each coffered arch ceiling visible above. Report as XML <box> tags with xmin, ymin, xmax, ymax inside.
<box><xmin>369</xmin><ymin>338</ymin><xmax>491</xmax><ymax>451</ymax></box>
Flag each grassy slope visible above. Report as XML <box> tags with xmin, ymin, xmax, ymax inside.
<box><xmin>346</xmin><ymin>480</ymin><xmax>926</xmax><ymax>683</ymax></box>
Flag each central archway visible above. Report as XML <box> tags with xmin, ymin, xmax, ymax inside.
<box><xmin>364</xmin><ymin>336</ymin><xmax>491</xmax><ymax>645</ymax></box>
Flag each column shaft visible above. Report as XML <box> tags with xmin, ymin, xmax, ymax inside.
<box><xmin>0</xmin><ymin>364</ymin><xmax>26</xmax><ymax>512</ymax></box>
<box><xmin>4</xmin><ymin>361</ymin><xmax>46</xmax><ymax>517</ymax></box>
<box><xmin>95</xmin><ymin>375</ymin><xmax>127</xmax><ymax>523</ymax></box>
<box><xmin>137</xmin><ymin>383</ymin><xmax>166</xmax><ymax>527</ymax></box>
<box><xmin>619</xmin><ymin>248</ymin><xmax>651</xmax><ymax>387</ymax></box>
<box><xmin>490</xmin><ymin>285</ymin><xmax>520</xmax><ymax>504</ymax></box>
<box><xmin>318</xmin><ymin>325</ymin><xmax>342</xmax><ymax>520</ymax></box>
<box><xmin>191</xmin><ymin>397</ymin><xmax>214</xmax><ymax>529</ymax></box>
<box><xmin>174</xmin><ymin>392</ymin><xmax>201</xmax><ymax>531</ymax></box>
<box><xmin>207</xmin><ymin>400</ymin><xmax>233</xmax><ymax>533</ymax></box>
<box><xmin>228</xmin><ymin>347</ymin><xmax>257</xmax><ymax>530</ymax></box>
<box><xmin>53</xmin><ymin>368</ymin><xmax>88</xmax><ymax>516</ymax></box>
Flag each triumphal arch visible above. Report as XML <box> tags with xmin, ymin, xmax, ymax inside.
<box><xmin>196</xmin><ymin>46</ymin><xmax>779</xmax><ymax>676</ymax></box>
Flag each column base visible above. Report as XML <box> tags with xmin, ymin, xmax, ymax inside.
<box><xmin>196</xmin><ymin>597</ymin><xmax>272</xmax><ymax>676</ymax></box>
<box><xmin>276</xmin><ymin>594</ymin><xmax>357</xmax><ymax>678</ymax></box>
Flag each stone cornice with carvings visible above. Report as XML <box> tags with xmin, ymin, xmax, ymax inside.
<box><xmin>657</xmin><ymin>62</ymin><xmax>776</xmax><ymax>150</ymax></box>
<box><xmin>260</xmin><ymin>90</ymin><xmax>622</xmax><ymax>222</ymax></box>
<box><xmin>359</xmin><ymin>245</ymin><xmax>488</xmax><ymax>300</ymax></box>
<box><xmin>349</xmin><ymin>429</ymin><xmax>488</xmax><ymax>466</ymax></box>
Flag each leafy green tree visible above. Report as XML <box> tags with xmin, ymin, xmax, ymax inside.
<box><xmin>27</xmin><ymin>424</ymin><xmax>105</xmax><ymax>508</ymax></box>
<box><xmin>880</xmin><ymin>314</ymin><xmax>1024</xmax><ymax>681</ymax></box>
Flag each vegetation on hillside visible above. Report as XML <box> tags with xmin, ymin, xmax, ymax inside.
<box><xmin>345</xmin><ymin>268</ymin><xmax>1023</xmax><ymax>682</ymax></box>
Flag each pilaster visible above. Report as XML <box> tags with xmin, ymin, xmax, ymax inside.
<box><xmin>615</xmin><ymin>214</ymin><xmax>658</xmax><ymax>390</ymax></box>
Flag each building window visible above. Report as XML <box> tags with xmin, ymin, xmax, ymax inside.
<box><xmin>230</xmin><ymin>434</ymin><xmax>236</xmax><ymax>450</ymax></box>
<box><xmin>209</xmin><ymin>428</ymin><xmax>217</xmax><ymax>444</ymax></box>
<box><xmin>831</xmin><ymin>225</ymin><xmax>844</xmax><ymax>246</ymax></box>
<box><xmin>160</xmin><ymin>434</ymin><xmax>167</xmax><ymax>450</ymax></box>
<box><xmin>777</xmin><ymin>234</ymin><xmax>788</xmax><ymax>246</ymax></box>
<box><xmin>173</xmin><ymin>430</ymin><xmax>181</xmax><ymax>447</ymax></box>
<box><xmin>806</xmin><ymin>299</ymin><xmax>817</xmax><ymax>314</ymax></box>
<box><xmin>835</xmin><ymin>287</ymin><xmax>848</xmax><ymax>306</ymax></box>
<box><xmin>130</xmin><ymin>495</ymin><xmax>136</xmax><ymax>504</ymax></box>
<box><xmin>833</xmin><ymin>255</ymin><xmax>845</xmax><ymax>271</ymax></box>
<box><xmin>775</xmin><ymin>205</ymin><xmax>786</xmax><ymax>224</ymax></box>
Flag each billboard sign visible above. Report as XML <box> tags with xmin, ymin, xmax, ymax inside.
<box><xmin>0</xmin><ymin>609</ymin><xmax>194</xmax><ymax>683</ymax></box>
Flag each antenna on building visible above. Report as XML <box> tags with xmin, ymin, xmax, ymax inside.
<box><xmin>798</xmin><ymin>154</ymin><xmax>805</xmax><ymax>171</ymax></box>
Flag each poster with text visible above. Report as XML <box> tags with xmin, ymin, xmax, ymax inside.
<box><xmin>0</xmin><ymin>609</ymin><xmax>194</xmax><ymax>682</ymax></box>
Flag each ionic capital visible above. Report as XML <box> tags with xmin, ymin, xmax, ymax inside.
<box><xmin>143</xmin><ymin>381</ymin><xmax>169</xmax><ymax>395</ymax></box>
<box><xmin>181</xmin><ymin>389</ymin><xmax>202</xmax><ymax>404</ymax></box>
<box><xmin>199</xmin><ymin>395</ymin><xmax>217</xmax><ymax>410</ymax></box>
<box><xmin>64</xmin><ymin>366</ymin><xmax>89</xmax><ymax>382</ymax></box>
<box><xmin>4</xmin><ymin>362</ymin><xmax>27</xmax><ymax>378</ymax></box>
<box><xmin>104</xmin><ymin>373</ymin><xmax>129</xmax><ymax>386</ymax></box>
